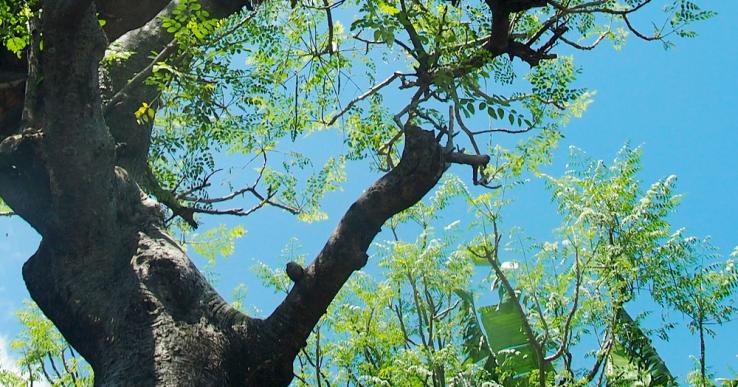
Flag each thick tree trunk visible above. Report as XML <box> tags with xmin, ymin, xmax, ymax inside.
<box><xmin>17</xmin><ymin>128</ymin><xmax>444</xmax><ymax>385</ymax></box>
<box><xmin>20</xmin><ymin>171</ymin><xmax>256</xmax><ymax>385</ymax></box>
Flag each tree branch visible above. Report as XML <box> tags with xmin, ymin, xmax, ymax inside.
<box><xmin>100</xmin><ymin>0</ymin><xmax>266</xmax><ymax>181</ymax></box>
<box><xmin>544</xmin><ymin>240</ymin><xmax>582</xmax><ymax>362</ymax></box>
<box><xmin>0</xmin><ymin>131</ymin><xmax>50</xmax><ymax>233</ymax></box>
<box><xmin>322</xmin><ymin>72</ymin><xmax>404</xmax><ymax>126</ymax></box>
<box><xmin>560</xmin><ymin>32</ymin><xmax>609</xmax><ymax>50</ymax></box>
<box><xmin>258</xmin><ymin>124</ymin><xmax>446</xmax><ymax>376</ymax></box>
<box><xmin>28</xmin><ymin>1</ymin><xmax>115</xmax><ymax>239</ymax></box>
<box><xmin>446</xmin><ymin>151</ymin><xmax>490</xmax><ymax>169</ymax></box>
<box><xmin>103</xmin><ymin>38</ymin><xmax>179</xmax><ymax>115</ymax></box>
<box><xmin>96</xmin><ymin>0</ymin><xmax>170</xmax><ymax>41</ymax></box>
<box><xmin>46</xmin><ymin>0</ymin><xmax>95</xmax><ymax>27</ymax></box>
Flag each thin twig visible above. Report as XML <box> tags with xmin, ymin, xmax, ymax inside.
<box><xmin>560</xmin><ymin>32</ymin><xmax>609</xmax><ymax>50</ymax></box>
<box><xmin>544</xmin><ymin>239</ymin><xmax>582</xmax><ymax>362</ymax></box>
<box><xmin>103</xmin><ymin>39</ymin><xmax>179</xmax><ymax>114</ymax></box>
<box><xmin>323</xmin><ymin>72</ymin><xmax>403</xmax><ymax>126</ymax></box>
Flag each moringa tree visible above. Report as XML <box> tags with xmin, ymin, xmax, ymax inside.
<box><xmin>0</xmin><ymin>0</ymin><xmax>713</xmax><ymax>384</ymax></box>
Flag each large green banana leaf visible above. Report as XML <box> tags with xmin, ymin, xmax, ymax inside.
<box><xmin>606</xmin><ymin>308</ymin><xmax>676</xmax><ymax>386</ymax></box>
<box><xmin>479</xmin><ymin>298</ymin><xmax>540</xmax><ymax>385</ymax></box>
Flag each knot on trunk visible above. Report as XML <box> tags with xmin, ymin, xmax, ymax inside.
<box><xmin>286</xmin><ymin>261</ymin><xmax>304</xmax><ymax>283</ymax></box>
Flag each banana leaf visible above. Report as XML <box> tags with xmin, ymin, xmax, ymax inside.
<box><xmin>606</xmin><ymin>308</ymin><xmax>676</xmax><ymax>386</ymax></box>
<box><xmin>479</xmin><ymin>298</ymin><xmax>540</xmax><ymax>384</ymax></box>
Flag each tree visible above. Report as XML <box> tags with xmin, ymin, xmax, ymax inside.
<box><xmin>0</xmin><ymin>0</ymin><xmax>716</xmax><ymax>385</ymax></box>
<box><xmin>248</xmin><ymin>147</ymin><xmax>737</xmax><ymax>386</ymax></box>
<box><xmin>1</xmin><ymin>151</ymin><xmax>736</xmax><ymax>386</ymax></box>
<box><xmin>1</xmin><ymin>302</ymin><xmax>93</xmax><ymax>386</ymax></box>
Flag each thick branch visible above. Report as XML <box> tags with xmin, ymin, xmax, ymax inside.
<box><xmin>0</xmin><ymin>131</ymin><xmax>51</xmax><ymax>233</ymax></box>
<box><xmin>22</xmin><ymin>167</ymin><xmax>256</xmax><ymax>384</ymax></box>
<box><xmin>96</xmin><ymin>0</ymin><xmax>171</xmax><ymax>41</ymax></box>
<box><xmin>44</xmin><ymin>0</ymin><xmax>95</xmax><ymax>27</ymax></box>
<box><xmin>40</xmin><ymin>0</ymin><xmax>117</xmax><ymax>240</ymax></box>
<box><xmin>485</xmin><ymin>0</ymin><xmax>548</xmax><ymax>51</ymax></box>
<box><xmin>100</xmin><ymin>0</ymin><xmax>265</xmax><ymax>182</ymax></box>
<box><xmin>99</xmin><ymin>1</ymin><xmax>182</xmax><ymax>181</ymax></box>
<box><xmin>446</xmin><ymin>151</ymin><xmax>490</xmax><ymax>167</ymax></box>
<box><xmin>257</xmin><ymin>125</ymin><xmax>445</xmax><ymax>380</ymax></box>
<box><xmin>507</xmin><ymin>40</ymin><xmax>557</xmax><ymax>67</ymax></box>
<box><xmin>0</xmin><ymin>49</ymin><xmax>26</xmax><ymax>138</ymax></box>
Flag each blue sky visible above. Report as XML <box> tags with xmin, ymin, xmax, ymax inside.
<box><xmin>2</xmin><ymin>1</ymin><xmax>737</xmax><ymax>383</ymax></box>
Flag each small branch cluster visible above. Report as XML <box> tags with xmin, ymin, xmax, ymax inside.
<box><xmin>467</xmin><ymin>215</ymin><xmax>583</xmax><ymax>387</ymax></box>
<box><xmin>151</xmin><ymin>152</ymin><xmax>299</xmax><ymax>228</ymax></box>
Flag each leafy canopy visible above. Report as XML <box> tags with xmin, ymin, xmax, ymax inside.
<box><xmin>0</xmin><ymin>0</ymin><xmax>731</xmax><ymax>385</ymax></box>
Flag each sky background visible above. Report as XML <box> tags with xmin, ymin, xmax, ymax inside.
<box><xmin>1</xmin><ymin>1</ymin><xmax>737</xmax><ymax>384</ymax></box>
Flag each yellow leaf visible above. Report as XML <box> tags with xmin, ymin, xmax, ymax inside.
<box><xmin>378</xmin><ymin>1</ymin><xmax>400</xmax><ymax>15</ymax></box>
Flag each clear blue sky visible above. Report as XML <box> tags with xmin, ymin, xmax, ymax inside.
<box><xmin>1</xmin><ymin>1</ymin><xmax>737</xmax><ymax>383</ymax></box>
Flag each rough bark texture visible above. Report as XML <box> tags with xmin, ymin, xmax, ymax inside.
<box><xmin>0</xmin><ymin>1</ymin><xmax>448</xmax><ymax>385</ymax></box>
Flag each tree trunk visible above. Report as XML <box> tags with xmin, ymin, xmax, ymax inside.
<box><xmin>16</xmin><ymin>127</ymin><xmax>445</xmax><ymax>385</ymax></box>
<box><xmin>699</xmin><ymin>317</ymin><xmax>706</xmax><ymax>386</ymax></box>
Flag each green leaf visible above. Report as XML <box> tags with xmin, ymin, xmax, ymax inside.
<box><xmin>382</xmin><ymin>29</ymin><xmax>395</xmax><ymax>46</ymax></box>
<box><xmin>606</xmin><ymin>308</ymin><xmax>677</xmax><ymax>386</ymax></box>
<box><xmin>488</xmin><ymin>107</ymin><xmax>498</xmax><ymax>119</ymax></box>
<box><xmin>0</xmin><ymin>197</ymin><xmax>12</xmax><ymax>215</ymax></box>
<box><xmin>377</xmin><ymin>1</ymin><xmax>400</xmax><ymax>15</ymax></box>
<box><xmin>190</xmin><ymin>224</ymin><xmax>247</xmax><ymax>266</ymax></box>
<box><xmin>457</xmin><ymin>290</ymin><xmax>495</xmax><ymax>365</ymax></box>
<box><xmin>479</xmin><ymin>299</ymin><xmax>539</xmax><ymax>382</ymax></box>
<box><xmin>5</xmin><ymin>36</ymin><xmax>27</xmax><ymax>56</ymax></box>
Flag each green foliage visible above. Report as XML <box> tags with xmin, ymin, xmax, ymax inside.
<box><xmin>0</xmin><ymin>369</ymin><xmax>25</xmax><ymax>387</ymax></box>
<box><xmin>253</xmin><ymin>237</ymin><xmax>307</xmax><ymax>295</ymax></box>
<box><xmin>463</xmin><ymin>146</ymin><xmax>736</xmax><ymax>385</ymax></box>
<box><xmin>3</xmin><ymin>302</ymin><xmax>92</xmax><ymax>386</ymax></box>
<box><xmin>607</xmin><ymin>309</ymin><xmax>676</xmax><ymax>386</ymax></box>
<box><xmin>527</xmin><ymin>57</ymin><xmax>584</xmax><ymax>108</ymax></box>
<box><xmin>134</xmin><ymin>0</ymin><xmax>715</xmax><ymax>232</ymax></box>
<box><xmin>1</xmin><ymin>0</ymin><xmax>725</xmax><ymax>385</ymax></box>
<box><xmin>456</xmin><ymin>290</ymin><xmax>495</xmax><ymax>370</ymax></box>
<box><xmin>314</xmin><ymin>226</ymin><xmax>484</xmax><ymax>385</ymax></box>
<box><xmin>479</xmin><ymin>299</ymin><xmax>540</xmax><ymax>385</ymax></box>
<box><xmin>160</xmin><ymin>0</ymin><xmax>220</xmax><ymax>39</ymax></box>
<box><xmin>669</xmin><ymin>1</ymin><xmax>717</xmax><ymax>40</ymax></box>
<box><xmin>147</xmin><ymin>1</ymin><xmax>362</xmax><ymax>224</ymax></box>
<box><xmin>101</xmin><ymin>42</ymin><xmax>133</xmax><ymax>65</ymax></box>
<box><xmin>189</xmin><ymin>224</ymin><xmax>246</xmax><ymax>265</ymax></box>
<box><xmin>256</xmin><ymin>188</ymin><xmax>500</xmax><ymax>386</ymax></box>
<box><xmin>0</xmin><ymin>0</ymin><xmax>32</xmax><ymax>57</ymax></box>
<box><xmin>538</xmin><ymin>147</ymin><xmax>734</xmax><ymax>384</ymax></box>
<box><xmin>243</xmin><ymin>145</ymin><xmax>737</xmax><ymax>386</ymax></box>
<box><xmin>667</xmin><ymin>256</ymin><xmax>738</xmax><ymax>332</ymax></box>
<box><xmin>188</xmin><ymin>223</ymin><xmax>246</xmax><ymax>283</ymax></box>
<box><xmin>0</xmin><ymin>196</ymin><xmax>12</xmax><ymax>215</ymax></box>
